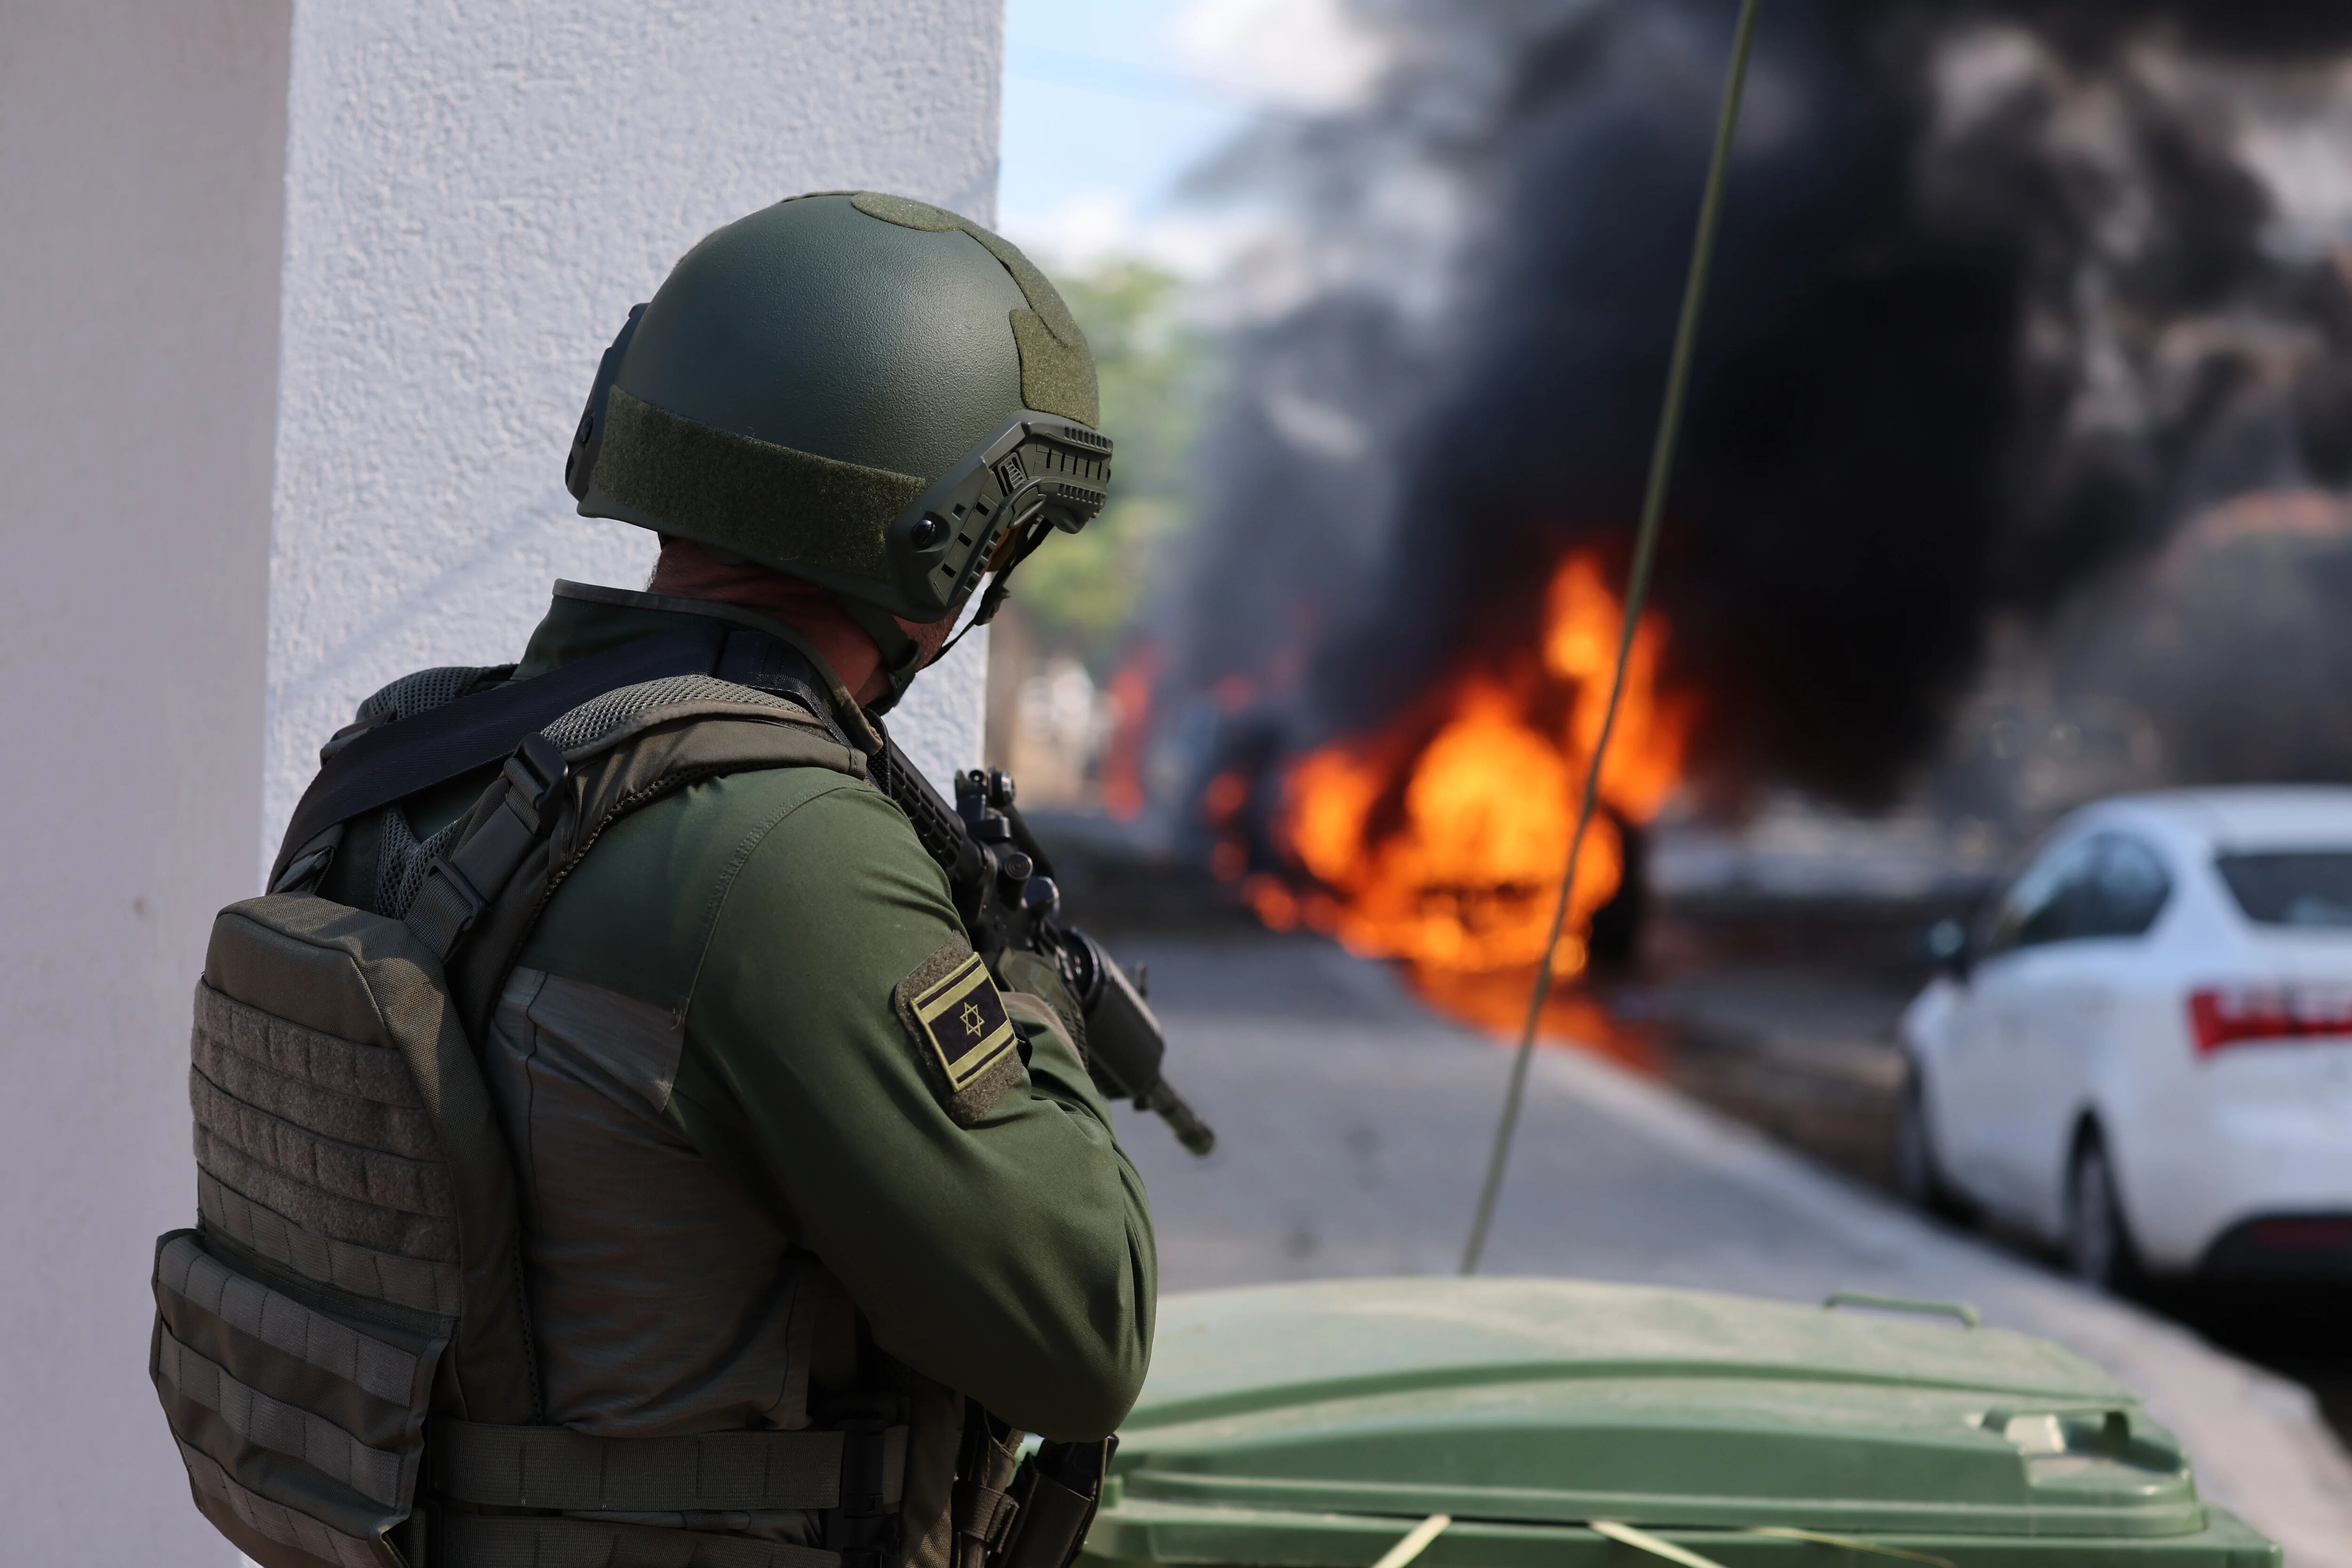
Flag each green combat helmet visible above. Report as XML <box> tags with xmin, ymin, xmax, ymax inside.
<box><xmin>562</xmin><ymin>191</ymin><xmax>1112</xmax><ymax>703</ymax></box>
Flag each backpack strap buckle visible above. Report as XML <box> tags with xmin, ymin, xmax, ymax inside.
<box><xmin>405</xmin><ymin>733</ymin><xmax>573</xmax><ymax>960</ymax></box>
<box><xmin>406</xmin><ymin>855</ymin><xmax>489</xmax><ymax>958</ymax></box>
<box><xmin>501</xmin><ymin>733</ymin><xmax>570</xmax><ymax>832</ymax></box>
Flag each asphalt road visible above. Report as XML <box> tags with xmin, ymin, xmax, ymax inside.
<box><xmin>1107</xmin><ymin>934</ymin><xmax>2352</xmax><ymax>1568</ymax></box>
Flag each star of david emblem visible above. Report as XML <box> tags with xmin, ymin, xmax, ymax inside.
<box><xmin>905</xmin><ymin>951</ymin><xmax>1017</xmax><ymax>1098</ymax></box>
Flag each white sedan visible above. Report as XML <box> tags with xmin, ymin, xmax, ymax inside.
<box><xmin>1897</xmin><ymin>787</ymin><xmax>2352</xmax><ymax>1288</ymax></box>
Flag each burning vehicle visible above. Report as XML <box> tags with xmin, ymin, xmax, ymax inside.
<box><xmin>1235</xmin><ymin>551</ymin><xmax>1690</xmax><ymax>1034</ymax></box>
<box><xmin>1133</xmin><ymin>0</ymin><xmax>2352</xmax><ymax>1032</ymax></box>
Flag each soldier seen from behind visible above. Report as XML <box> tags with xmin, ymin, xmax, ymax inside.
<box><xmin>150</xmin><ymin>191</ymin><xmax>1155</xmax><ymax>1568</ymax></box>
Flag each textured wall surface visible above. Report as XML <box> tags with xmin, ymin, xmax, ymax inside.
<box><xmin>3</xmin><ymin>3</ymin><xmax>1001</xmax><ymax>1562</ymax></box>
<box><xmin>0</xmin><ymin>3</ymin><xmax>293</xmax><ymax>1563</ymax></box>
<box><xmin>263</xmin><ymin>0</ymin><xmax>1005</xmax><ymax>862</ymax></box>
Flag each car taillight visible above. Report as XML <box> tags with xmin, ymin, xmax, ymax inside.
<box><xmin>2244</xmin><ymin>1217</ymin><xmax>2352</xmax><ymax>1250</ymax></box>
<box><xmin>2189</xmin><ymin>984</ymin><xmax>2352</xmax><ymax>1055</ymax></box>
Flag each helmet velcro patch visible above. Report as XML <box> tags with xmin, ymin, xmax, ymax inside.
<box><xmin>893</xmin><ymin>938</ymin><xmax>1024</xmax><ymax>1126</ymax></box>
<box><xmin>589</xmin><ymin>387</ymin><xmax>919</xmax><ymax>585</ymax></box>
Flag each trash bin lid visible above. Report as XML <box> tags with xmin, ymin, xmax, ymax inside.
<box><xmin>1097</xmin><ymin>1278</ymin><xmax>2234</xmax><ymax>1556</ymax></box>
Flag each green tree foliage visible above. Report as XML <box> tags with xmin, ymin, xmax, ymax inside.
<box><xmin>1012</xmin><ymin>261</ymin><xmax>1212</xmax><ymax>671</ymax></box>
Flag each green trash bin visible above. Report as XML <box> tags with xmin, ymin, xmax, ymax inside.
<box><xmin>1084</xmin><ymin>1278</ymin><xmax>2279</xmax><ymax>1568</ymax></box>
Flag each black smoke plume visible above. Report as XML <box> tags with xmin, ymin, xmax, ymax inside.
<box><xmin>1168</xmin><ymin>0</ymin><xmax>2352</xmax><ymax>812</ymax></box>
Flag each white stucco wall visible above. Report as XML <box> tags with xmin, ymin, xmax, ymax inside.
<box><xmin>263</xmin><ymin>0</ymin><xmax>1003</xmax><ymax>859</ymax></box>
<box><xmin>0</xmin><ymin>4</ymin><xmax>292</xmax><ymax>1563</ymax></box>
<box><xmin>2</xmin><ymin>3</ymin><xmax>1002</xmax><ymax>1562</ymax></box>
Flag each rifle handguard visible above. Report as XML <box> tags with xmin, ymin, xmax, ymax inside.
<box><xmin>1063</xmin><ymin>929</ymin><xmax>1216</xmax><ymax>1158</ymax></box>
<box><xmin>1139</xmin><ymin>1080</ymin><xmax>1216</xmax><ymax>1158</ymax></box>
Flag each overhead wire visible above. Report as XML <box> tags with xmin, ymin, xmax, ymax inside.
<box><xmin>1460</xmin><ymin>0</ymin><xmax>1764</xmax><ymax>1275</ymax></box>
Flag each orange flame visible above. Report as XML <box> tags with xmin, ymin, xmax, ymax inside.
<box><xmin>1099</xmin><ymin>644</ymin><xmax>1162</xmax><ymax>822</ymax></box>
<box><xmin>1254</xmin><ymin>552</ymin><xmax>1692</xmax><ymax>1026</ymax></box>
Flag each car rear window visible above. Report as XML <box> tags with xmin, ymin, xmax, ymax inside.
<box><xmin>2216</xmin><ymin>852</ymin><xmax>2352</xmax><ymax>928</ymax></box>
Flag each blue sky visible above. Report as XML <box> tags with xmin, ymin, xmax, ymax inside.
<box><xmin>998</xmin><ymin>0</ymin><xmax>1244</xmax><ymax>264</ymax></box>
<box><xmin>997</xmin><ymin>0</ymin><xmax>1383</xmax><ymax>271</ymax></box>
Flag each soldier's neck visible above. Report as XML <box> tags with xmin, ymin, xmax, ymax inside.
<box><xmin>648</xmin><ymin>539</ymin><xmax>890</xmax><ymax>705</ymax></box>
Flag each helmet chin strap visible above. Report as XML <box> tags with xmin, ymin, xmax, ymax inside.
<box><xmin>831</xmin><ymin>595</ymin><xmax>931</xmax><ymax>716</ymax></box>
<box><xmin>839</xmin><ymin>517</ymin><xmax>1055</xmax><ymax>714</ymax></box>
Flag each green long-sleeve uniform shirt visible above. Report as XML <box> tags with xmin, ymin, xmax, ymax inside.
<box><xmin>320</xmin><ymin>583</ymin><xmax>1155</xmax><ymax>1449</ymax></box>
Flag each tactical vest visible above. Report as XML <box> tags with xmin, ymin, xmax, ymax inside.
<box><xmin>152</xmin><ymin>628</ymin><xmax>1105</xmax><ymax>1568</ymax></box>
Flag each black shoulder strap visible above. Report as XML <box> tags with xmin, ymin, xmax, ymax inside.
<box><xmin>273</xmin><ymin>626</ymin><xmax>723</xmax><ymax>880</ymax></box>
<box><xmin>270</xmin><ymin>623</ymin><xmax>854</xmax><ymax>886</ymax></box>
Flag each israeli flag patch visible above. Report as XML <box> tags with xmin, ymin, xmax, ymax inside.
<box><xmin>894</xmin><ymin>939</ymin><xmax>1024</xmax><ymax>1123</ymax></box>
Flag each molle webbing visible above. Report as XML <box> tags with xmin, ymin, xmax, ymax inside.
<box><xmin>160</xmin><ymin>1234</ymin><xmax>429</xmax><ymax>1407</ymax></box>
<box><xmin>154</xmin><ymin>1230</ymin><xmax>445</xmax><ymax>1568</ymax></box>
<box><xmin>192</xmin><ymin>989</ymin><xmax>434</xmax><ymax>1151</ymax></box>
<box><xmin>158</xmin><ymin>1331</ymin><xmax>406</xmax><ymax>1506</ymax></box>
<box><xmin>200</xmin><ymin>1170</ymin><xmax>461</xmax><ymax>1317</ymax></box>
<box><xmin>433</xmin><ymin>1420</ymin><xmax>904</xmax><ymax>1513</ymax></box>
<box><xmin>198</xmin><ymin>899</ymin><xmax>539</xmax><ymax>1425</ymax></box>
<box><xmin>178</xmin><ymin>1438</ymin><xmax>381</xmax><ymax>1568</ymax></box>
<box><xmin>591</xmin><ymin>386</ymin><xmax>923</xmax><ymax>589</ymax></box>
<box><xmin>441</xmin><ymin>1516</ymin><xmax>842</xmax><ymax>1568</ymax></box>
<box><xmin>190</xmin><ymin>983</ymin><xmax>458</xmax><ymax>1262</ymax></box>
<box><xmin>191</xmin><ymin>1062</ymin><xmax>453</xmax><ymax>1247</ymax></box>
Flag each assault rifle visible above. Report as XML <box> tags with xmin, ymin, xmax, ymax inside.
<box><xmin>870</xmin><ymin>740</ymin><xmax>1216</xmax><ymax>1157</ymax></box>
